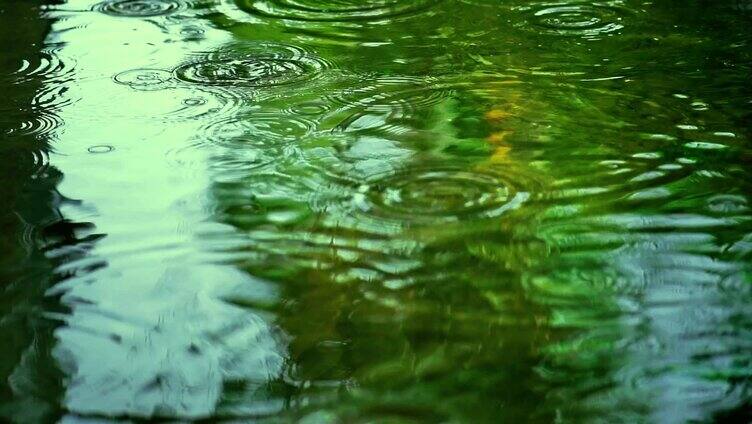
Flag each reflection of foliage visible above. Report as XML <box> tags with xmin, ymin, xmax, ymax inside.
<box><xmin>0</xmin><ymin>2</ymin><xmax>66</xmax><ymax>421</ymax></box>
<box><xmin>207</xmin><ymin>1</ymin><xmax>752</xmax><ymax>422</ymax></box>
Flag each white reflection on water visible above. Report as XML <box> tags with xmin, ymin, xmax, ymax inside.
<box><xmin>44</xmin><ymin>1</ymin><xmax>285</xmax><ymax>418</ymax></box>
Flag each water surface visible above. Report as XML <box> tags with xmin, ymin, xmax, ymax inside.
<box><xmin>1</xmin><ymin>0</ymin><xmax>751</xmax><ymax>422</ymax></box>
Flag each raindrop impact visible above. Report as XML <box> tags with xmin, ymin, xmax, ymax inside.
<box><xmin>234</xmin><ymin>0</ymin><xmax>443</xmax><ymax>22</ymax></box>
<box><xmin>524</xmin><ymin>3</ymin><xmax>627</xmax><ymax>37</ymax></box>
<box><xmin>95</xmin><ymin>0</ymin><xmax>186</xmax><ymax>17</ymax></box>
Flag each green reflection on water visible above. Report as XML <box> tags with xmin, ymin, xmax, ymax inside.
<box><xmin>1</xmin><ymin>0</ymin><xmax>751</xmax><ymax>422</ymax></box>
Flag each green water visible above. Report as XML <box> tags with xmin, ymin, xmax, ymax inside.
<box><xmin>1</xmin><ymin>0</ymin><xmax>751</xmax><ymax>422</ymax></box>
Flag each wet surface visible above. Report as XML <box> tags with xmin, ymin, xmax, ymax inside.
<box><xmin>1</xmin><ymin>0</ymin><xmax>751</xmax><ymax>422</ymax></box>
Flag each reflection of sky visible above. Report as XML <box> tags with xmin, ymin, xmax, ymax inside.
<box><xmin>46</xmin><ymin>2</ymin><xmax>285</xmax><ymax>418</ymax></box>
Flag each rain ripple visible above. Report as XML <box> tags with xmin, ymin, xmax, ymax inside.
<box><xmin>3</xmin><ymin>87</ymin><xmax>71</xmax><ymax>139</ymax></box>
<box><xmin>174</xmin><ymin>43</ymin><xmax>333</xmax><ymax>89</ymax></box>
<box><xmin>14</xmin><ymin>149</ymin><xmax>52</xmax><ymax>180</ymax></box>
<box><xmin>113</xmin><ymin>68</ymin><xmax>175</xmax><ymax>90</ymax></box>
<box><xmin>94</xmin><ymin>0</ymin><xmax>188</xmax><ymax>17</ymax></box>
<box><xmin>9</xmin><ymin>47</ymin><xmax>76</xmax><ymax>85</ymax></box>
<box><xmin>516</xmin><ymin>2</ymin><xmax>631</xmax><ymax>38</ymax></box>
<box><xmin>318</xmin><ymin>75</ymin><xmax>454</xmax><ymax>137</ymax></box>
<box><xmin>234</xmin><ymin>0</ymin><xmax>444</xmax><ymax>22</ymax></box>
<box><xmin>201</xmin><ymin>113</ymin><xmax>317</xmax><ymax>148</ymax></box>
<box><xmin>5</xmin><ymin>113</ymin><xmax>63</xmax><ymax>139</ymax></box>
<box><xmin>166</xmin><ymin>43</ymin><xmax>335</xmax><ymax>168</ymax></box>
<box><xmin>1</xmin><ymin>47</ymin><xmax>75</xmax><ymax>138</ymax></box>
<box><xmin>356</xmin><ymin>165</ymin><xmax>530</xmax><ymax>227</ymax></box>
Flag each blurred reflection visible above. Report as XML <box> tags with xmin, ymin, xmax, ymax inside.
<box><xmin>0</xmin><ymin>1</ymin><xmax>67</xmax><ymax>421</ymax></box>
<box><xmin>0</xmin><ymin>0</ymin><xmax>750</xmax><ymax>422</ymax></box>
<box><xmin>207</xmin><ymin>1</ymin><xmax>752</xmax><ymax>422</ymax></box>
<box><xmin>33</xmin><ymin>0</ymin><xmax>288</xmax><ymax>419</ymax></box>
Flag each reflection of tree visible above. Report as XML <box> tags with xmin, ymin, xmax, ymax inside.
<box><xmin>212</xmin><ymin>1</ymin><xmax>752</xmax><ymax>421</ymax></box>
<box><xmin>0</xmin><ymin>1</ymin><xmax>65</xmax><ymax>421</ymax></box>
<box><xmin>207</xmin><ymin>6</ymin><xmax>597</xmax><ymax>422</ymax></box>
<box><xmin>204</xmin><ymin>56</ymin><xmax>571</xmax><ymax>422</ymax></box>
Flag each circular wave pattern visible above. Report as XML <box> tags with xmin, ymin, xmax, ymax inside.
<box><xmin>322</xmin><ymin>75</ymin><xmax>453</xmax><ymax>133</ymax></box>
<box><xmin>7</xmin><ymin>148</ymin><xmax>52</xmax><ymax>182</ymax></box>
<box><xmin>88</xmin><ymin>145</ymin><xmax>115</xmax><ymax>154</ymax></box>
<box><xmin>3</xmin><ymin>85</ymin><xmax>71</xmax><ymax>139</ymax></box>
<box><xmin>174</xmin><ymin>44</ymin><xmax>331</xmax><ymax>89</ymax></box>
<box><xmin>526</xmin><ymin>3</ymin><xmax>626</xmax><ymax>37</ymax></box>
<box><xmin>176</xmin><ymin>58</ymin><xmax>310</xmax><ymax>87</ymax></box>
<box><xmin>361</xmin><ymin>166</ymin><xmax>529</xmax><ymax>226</ymax></box>
<box><xmin>113</xmin><ymin>68</ymin><xmax>174</xmax><ymax>89</ymax></box>
<box><xmin>285</xmin><ymin>101</ymin><xmax>331</xmax><ymax>116</ymax></box>
<box><xmin>201</xmin><ymin>114</ymin><xmax>316</xmax><ymax>148</ymax></box>
<box><xmin>9</xmin><ymin>47</ymin><xmax>76</xmax><ymax>84</ymax></box>
<box><xmin>95</xmin><ymin>0</ymin><xmax>185</xmax><ymax>17</ymax></box>
<box><xmin>30</xmin><ymin>149</ymin><xmax>51</xmax><ymax>178</ymax></box>
<box><xmin>6</xmin><ymin>113</ymin><xmax>63</xmax><ymax>138</ymax></box>
<box><xmin>327</xmin><ymin>76</ymin><xmax>450</xmax><ymax>113</ymax></box>
<box><xmin>113</xmin><ymin>68</ymin><xmax>174</xmax><ymax>90</ymax></box>
<box><xmin>234</xmin><ymin>0</ymin><xmax>442</xmax><ymax>22</ymax></box>
<box><xmin>171</xmin><ymin>86</ymin><xmax>251</xmax><ymax>121</ymax></box>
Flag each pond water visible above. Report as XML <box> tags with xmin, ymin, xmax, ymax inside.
<box><xmin>1</xmin><ymin>0</ymin><xmax>751</xmax><ymax>422</ymax></box>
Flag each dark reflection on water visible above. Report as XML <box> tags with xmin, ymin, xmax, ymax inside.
<box><xmin>1</xmin><ymin>0</ymin><xmax>751</xmax><ymax>422</ymax></box>
<box><xmin>0</xmin><ymin>1</ymin><xmax>70</xmax><ymax>421</ymax></box>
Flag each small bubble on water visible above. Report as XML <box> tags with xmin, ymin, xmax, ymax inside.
<box><xmin>183</xmin><ymin>97</ymin><xmax>206</xmax><ymax>106</ymax></box>
<box><xmin>88</xmin><ymin>145</ymin><xmax>115</xmax><ymax>154</ymax></box>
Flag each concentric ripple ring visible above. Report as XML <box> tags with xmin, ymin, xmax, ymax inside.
<box><xmin>525</xmin><ymin>3</ymin><xmax>627</xmax><ymax>37</ymax></box>
<box><xmin>95</xmin><ymin>0</ymin><xmax>185</xmax><ymax>17</ymax></box>
<box><xmin>361</xmin><ymin>166</ymin><xmax>530</xmax><ymax>225</ymax></box>
<box><xmin>234</xmin><ymin>0</ymin><xmax>442</xmax><ymax>22</ymax></box>
<box><xmin>113</xmin><ymin>69</ymin><xmax>174</xmax><ymax>90</ymax></box>
<box><xmin>173</xmin><ymin>43</ymin><xmax>331</xmax><ymax>88</ymax></box>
